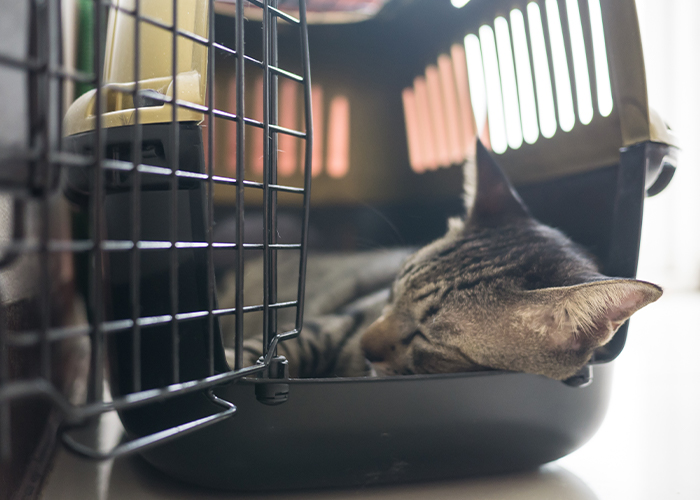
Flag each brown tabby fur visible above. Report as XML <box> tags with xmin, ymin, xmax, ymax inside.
<box><xmin>360</xmin><ymin>141</ymin><xmax>662</xmax><ymax>380</ymax></box>
<box><xmin>224</xmin><ymin>140</ymin><xmax>661</xmax><ymax>380</ymax></box>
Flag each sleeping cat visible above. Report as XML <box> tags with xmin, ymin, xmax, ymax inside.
<box><xmin>223</xmin><ymin>140</ymin><xmax>661</xmax><ymax>380</ymax></box>
<box><xmin>360</xmin><ymin>140</ymin><xmax>661</xmax><ymax>380</ymax></box>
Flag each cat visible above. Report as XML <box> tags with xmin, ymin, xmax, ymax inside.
<box><xmin>360</xmin><ymin>140</ymin><xmax>662</xmax><ymax>380</ymax></box>
<box><xmin>222</xmin><ymin>140</ymin><xmax>662</xmax><ymax>380</ymax></box>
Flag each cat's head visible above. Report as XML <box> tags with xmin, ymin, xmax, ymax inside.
<box><xmin>360</xmin><ymin>141</ymin><xmax>662</xmax><ymax>380</ymax></box>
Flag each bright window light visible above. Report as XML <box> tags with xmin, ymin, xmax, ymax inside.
<box><xmin>494</xmin><ymin>16</ymin><xmax>523</xmax><ymax>150</ymax></box>
<box><xmin>588</xmin><ymin>0</ymin><xmax>613</xmax><ymax>116</ymax></box>
<box><xmin>545</xmin><ymin>0</ymin><xmax>575</xmax><ymax>132</ymax></box>
<box><xmin>451</xmin><ymin>0</ymin><xmax>472</xmax><ymax>8</ymax></box>
<box><xmin>478</xmin><ymin>25</ymin><xmax>508</xmax><ymax>154</ymax></box>
<box><xmin>526</xmin><ymin>2</ymin><xmax>557</xmax><ymax>138</ymax></box>
<box><xmin>510</xmin><ymin>9</ymin><xmax>539</xmax><ymax>144</ymax></box>
<box><xmin>464</xmin><ymin>34</ymin><xmax>488</xmax><ymax>142</ymax></box>
<box><xmin>566</xmin><ymin>0</ymin><xmax>593</xmax><ymax>125</ymax></box>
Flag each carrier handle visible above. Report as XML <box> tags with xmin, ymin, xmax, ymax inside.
<box><xmin>60</xmin><ymin>390</ymin><xmax>235</xmax><ymax>460</ymax></box>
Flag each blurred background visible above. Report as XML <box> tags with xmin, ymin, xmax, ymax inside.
<box><xmin>557</xmin><ymin>4</ymin><xmax>700</xmax><ymax>498</ymax></box>
<box><xmin>636</xmin><ymin>0</ymin><xmax>700</xmax><ymax>291</ymax></box>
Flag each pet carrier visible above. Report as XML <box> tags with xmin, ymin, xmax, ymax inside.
<box><xmin>0</xmin><ymin>0</ymin><xmax>677</xmax><ymax>495</ymax></box>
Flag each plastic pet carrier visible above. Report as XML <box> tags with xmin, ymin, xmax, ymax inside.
<box><xmin>0</xmin><ymin>0</ymin><xmax>677</xmax><ymax>496</ymax></box>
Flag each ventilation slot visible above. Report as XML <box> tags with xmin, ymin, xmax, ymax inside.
<box><xmin>588</xmin><ymin>0</ymin><xmax>613</xmax><ymax>117</ymax></box>
<box><xmin>311</xmin><ymin>84</ymin><xmax>324</xmax><ymax>177</ymax></box>
<box><xmin>326</xmin><ymin>95</ymin><xmax>351</xmax><ymax>178</ymax></box>
<box><xmin>528</xmin><ymin>1</ymin><xmax>558</xmax><ymax>139</ymax></box>
<box><xmin>566</xmin><ymin>0</ymin><xmax>593</xmax><ymax>125</ymax></box>
<box><xmin>401</xmin><ymin>0</ymin><xmax>615</xmax><ymax>168</ymax></box>
<box><xmin>511</xmin><ymin>8</ymin><xmax>539</xmax><ymax>144</ymax></box>
<box><xmin>545</xmin><ymin>0</ymin><xmax>575</xmax><ymax>132</ymax></box>
<box><xmin>494</xmin><ymin>16</ymin><xmax>523</xmax><ymax>150</ymax></box>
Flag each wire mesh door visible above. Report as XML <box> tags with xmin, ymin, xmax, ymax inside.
<box><xmin>0</xmin><ymin>0</ymin><xmax>312</xmax><ymax>463</ymax></box>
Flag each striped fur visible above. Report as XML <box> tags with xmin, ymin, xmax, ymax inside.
<box><xmin>221</xmin><ymin>141</ymin><xmax>661</xmax><ymax>380</ymax></box>
<box><xmin>360</xmin><ymin>141</ymin><xmax>661</xmax><ymax>380</ymax></box>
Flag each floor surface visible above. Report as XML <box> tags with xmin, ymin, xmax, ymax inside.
<box><xmin>39</xmin><ymin>292</ymin><xmax>700</xmax><ymax>500</ymax></box>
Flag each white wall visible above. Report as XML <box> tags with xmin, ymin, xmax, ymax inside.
<box><xmin>635</xmin><ymin>0</ymin><xmax>700</xmax><ymax>291</ymax></box>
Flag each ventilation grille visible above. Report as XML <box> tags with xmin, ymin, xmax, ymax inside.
<box><xmin>403</xmin><ymin>0</ymin><xmax>613</xmax><ymax>173</ymax></box>
<box><xmin>218</xmin><ymin>78</ymin><xmax>350</xmax><ymax>180</ymax></box>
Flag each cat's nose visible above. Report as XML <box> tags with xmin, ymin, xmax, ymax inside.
<box><xmin>360</xmin><ymin>313</ymin><xmax>400</xmax><ymax>363</ymax></box>
<box><xmin>361</xmin><ymin>320</ymin><xmax>386</xmax><ymax>362</ymax></box>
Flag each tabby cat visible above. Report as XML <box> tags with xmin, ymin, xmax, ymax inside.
<box><xmin>224</xmin><ymin>140</ymin><xmax>662</xmax><ymax>380</ymax></box>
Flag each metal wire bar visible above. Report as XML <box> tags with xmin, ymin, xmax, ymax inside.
<box><xmin>131</xmin><ymin>0</ymin><xmax>143</xmax><ymax>393</ymax></box>
<box><xmin>262</xmin><ymin>0</ymin><xmax>272</xmax><ymax>353</ymax></box>
<box><xmin>1</xmin><ymin>367</ymin><xmax>255</xmax><ymax>425</ymax></box>
<box><xmin>0</xmin><ymin>239</ymin><xmax>302</xmax><ymax>255</ymax></box>
<box><xmin>88</xmin><ymin>0</ymin><xmax>106</xmax><ymax>405</ymax></box>
<box><xmin>294</xmin><ymin>0</ymin><xmax>313</xmax><ymax>336</ymax></box>
<box><xmin>29</xmin><ymin>0</ymin><xmax>51</xmax><ymax>382</ymax></box>
<box><xmin>206</xmin><ymin>0</ymin><xmax>216</xmax><ymax>377</ymax></box>
<box><xmin>95</xmin><ymin>90</ymin><xmax>307</xmax><ymax>138</ymax></box>
<box><xmin>57</xmin><ymin>155</ymin><xmax>307</xmax><ymax>192</ymax></box>
<box><xmin>0</xmin><ymin>0</ymin><xmax>313</xmax><ymax>462</ymax></box>
<box><xmin>212</xmin><ymin>41</ymin><xmax>304</xmax><ymax>82</ymax></box>
<box><xmin>100</xmin><ymin>1</ymin><xmax>301</xmax><ymax>83</ymax></box>
<box><xmin>268</xmin><ymin>0</ymin><xmax>281</xmax><ymax>358</ymax></box>
<box><xmin>5</xmin><ymin>299</ymin><xmax>300</xmax><ymax>349</ymax></box>
<box><xmin>0</xmin><ymin>52</ymin><xmax>95</xmax><ymax>84</ymax></box>
<box><xmin>246</xmin><ymin>0</ymin><xmax>301</xmax><ymax>24</ymax></box>
<box><xmin>234</xmin><ymin>0</ymin><xmax>245</xmax><ymax>370</ymax></box>
<box><xmin>169</xmin><ymin>0</ymin><xmax>180</xmax><ymax>384</ymax></box>
<box><xmin>62</xmin><ymin>390</ymin><xmax>236</xmax><ymax>460</ymax></box>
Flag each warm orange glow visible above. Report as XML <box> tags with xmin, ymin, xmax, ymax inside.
<box><xmin>251</xmin><ymin>75</ymin><xmax>264</xmax><ymax>175</ymax></box>
<box><xmin>413</xmin><ymin>76</ymin><xmax>438</xmax><ymax>170</ymax></box>
<box><xmin>326</xmin><ymin>95</ymin><xmax>350</xmax><ymax>178</ymax></box>
<box><xmin>425</xmin><ymin>65</ymin><xmax>450</xmax><ymax>168</ymax></box>
<box><xmin>311</xmin><ymin>85</ymin><xmax>324</xmax><ymax>177</ymax></box>
<box><xmin>437</xmin><ymin>54</ymin><xmax>464</xmax><ymax>165</ymax></box>
<box><xmin>480</xmin><ymin>115</ymin><xmax>492</xmax><ymax>151</ymax></box>
<box><xmin>278</xmin><ymin>78</ymin><xmax>299</xmax><ymax>177</ymax></box>
<box><xmin>402</xmin><ymin>87</ymin><xmax>425</xmax><ymax>173</ymax></box>
<box><xmin>450</xmin><ymin>43</ymin><xmax>477</xmax><ymax>159</ymax></box>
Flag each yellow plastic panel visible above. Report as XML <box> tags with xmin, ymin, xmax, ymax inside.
<box><xmin>65</xmin><ymin>0</ymin><xmax>209</xmax><ymax>136</ymax></box>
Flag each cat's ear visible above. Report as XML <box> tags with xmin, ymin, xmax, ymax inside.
<box><xmin>526</xmin><ymin>279</ymin><xmax>662</xmax><ymax>351</ymax></box>
<box><xmin>466</xmin><ymin>139</ymin><xmax>529</xmax><ymax>225</ymax></box>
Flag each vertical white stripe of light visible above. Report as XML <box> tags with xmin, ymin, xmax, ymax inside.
<box><xmin>510</xmin><ymin>9</ymin><xmax>540</xmax><ymax>144</ymax></box>
<box><xmin>494</xmin><ymin>16</ymin><xmax>523</xmax><ymax>150</ymax></box>
<box><xmin>588</xmin><ymin>0</ymin><xmax>613</xmax><ymax>116</ymax></box>
<box><xmin>566</xmin><ymin>0</ymin><xmax>593</xmax><ymax>124</ymax></box>
<box><xmin>464</xmin><ymin>34</ymin><xmax>488</xmax><ymax>139</ymax></box>
<box><xmin>545</xmin><ymin>0</ymin><xmax>576</xmax><ymax>132</ymax></box>
<box><xmin>527</xmin><ymin>2</ymin><xmax>557</xmax><ymax>138</ymax></box>
<box><xmin>478</xmin><ymin>25</ymin><xmax>508</xmax><ymax>154</ymax></box>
